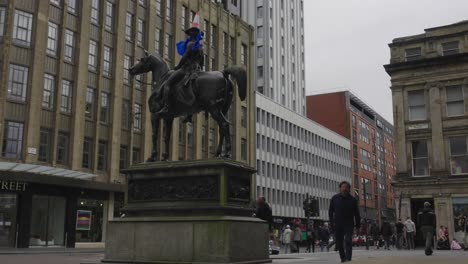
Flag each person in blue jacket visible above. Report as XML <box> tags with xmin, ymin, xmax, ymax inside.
<box><xmin>329</xmin><ymin>181</ymin><xmax>361</xmax><ymax>263</ymax></box>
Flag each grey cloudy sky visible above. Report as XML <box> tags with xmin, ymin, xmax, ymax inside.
<box><xmin>304</xmin><ymin>0</ymin><xmax>468</xmax><ymax>122</ymax></box>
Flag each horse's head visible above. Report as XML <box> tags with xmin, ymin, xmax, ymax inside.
<box><xmin>129</xmin><ymin>50</ymin><xmax>159</xmax><ymax>76</ymax></box>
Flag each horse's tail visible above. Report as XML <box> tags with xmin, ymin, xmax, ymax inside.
<box><xmin>223</xmin><ymin>66</ymin><xmax>247</xmax><ymax>101</ymax></box>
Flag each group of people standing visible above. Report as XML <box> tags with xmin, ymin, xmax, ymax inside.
<box><xmin>369</xmin><ymin>217</ymin><xmax>416</xmax><ymax>250</ymax></box>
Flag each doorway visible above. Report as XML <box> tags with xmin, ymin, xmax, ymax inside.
<box><xmin>0</xmin><ymin>193</ymin><xmax>17</xmax><ymax>247</ymax></box>
<box><xmin>411</xmin><ymin>198</ymin><xmax>435</xmax><ymax>248</ymax></box>
<box><xmin>29</xmin><ymin>195</ymin><xmax>66</xmax><ymax>247</ymax></box>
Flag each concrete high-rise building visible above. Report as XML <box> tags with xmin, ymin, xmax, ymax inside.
<box><xmin>0</xmin><ymin>0</ymin><xmax>254</xmax><ymax>248</ymax></box>
<box><xmin>243</xmin><ymin>0</ymin><xmax>306</xmax><ymax>114</ymax></box>
<box><xmin>307</xmin><ymin>91</ymin><xmax>397</xmax><ymax>224</ymax></box>
<box><xmin>385</xmin><ymin>21</ymin><xmax>468</xmax><ymax>247</ymax></box>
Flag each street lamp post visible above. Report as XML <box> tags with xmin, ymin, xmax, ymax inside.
<box><xmin>363</xmin><ymin>179</ymin><xmax>369</xmax><ymax>250</ymax></box>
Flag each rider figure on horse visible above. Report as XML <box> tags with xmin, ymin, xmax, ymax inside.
<box><xmin>156</xmin><ymin>12</ymin><xmax>204</xmax><ymax>116</ymax></box>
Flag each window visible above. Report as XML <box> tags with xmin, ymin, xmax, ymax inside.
<box><xmin>97</xmin><ymin>141</ymin><xmax>107</xmax><ymax>170</ymax></box>
<box><xmin>91</xmin><ymin>0</ymin><xmax>99</xmax><ymax>24</ymax></box>
<box><xmin>257</xmin><ymin>46</ymin><xmax>263</xmax><ymax>58</ymax></box>
<box><xmin>57</xmin><ymin>133</ymin><xmax>69</xmax><ymax>164</ymax></box>
<box><xmin>241</xmin><ymin>44</ymin><xmax>247</xmax><ymax>65</ymax></box>
<box><xmin>132</xmin><ymin>148</ymin><xmax>140</xmax><ymax>164</ymax></box>
<box><xmin>125</xmin><ymin>13</ymin><xmax>133</xmax><ymax>40</ymax></box>
<box><xmin>210</xmin><ymin>24</ymin><xmax>217</xmax><ymax>47</ymax></box>
<box><xmin>123</xmin><ymin>55</ymin><xmax>131</xmax><ymax>84</ymax></box>
<box><xmin>38</xmin><ymin>129</ymin><xmax>51</xmax><ymax>162</ymax></box>
<box><xmin>103</xmin><ymin>46</ymin><xmax>112</xmax><ymax>77</ymax></box>
<box><xmin>134</xmin><ymin>104</ymin><xmax>142</xmax><ymax>132</ymax></box>
<box><xmin>47</xmin><ymin>22</ymin><xmax>59</xmax><ymax>56</ymax></box>
<box><xmin>121</xmin><ymin>100</ymin><xmax>131</xmax><ymax>129</ymax></box>
<box><xmin>155</xmin><ymin>28</ymin><xmax>162</xmax><ymax>54</ymax></box>
<box><xmin>209</xmin><ymin>128</ymin><xmax>215</xmax><ymax>153</ymax></box>
<box><xmin>442</xmin><ymin>41</ymin><xmax>459</xmax><ymax>56</ymax></box>
<box><xmin>230</xmin><ymin>36</ymin><xmax>236</xmax><ymax>58</ymax></box>
<box><xmin>82</xmin><ymin>138</ymin><xmax>93</xmax><ymax>169</ymax></box>
<box><xmin>0</xmin><ymin>7</ymin><xmax>5</xmax><ymax>37</ymax></box>
<box><xmin>137</xmin><ymin>18</ymin><xmax>145</xmax><ymax>46</ymax></box>
<box><xmin>88</xmin><ymin>40</ymin><xmax>98</xmax><ymax>71</ymax></box>
<box><xmin>2</xmin><ymin>121</ymin><xmax>24</xmax><ymax>159</ymax></box>
<box><xmin>64</xmin><ymin>30</ymin><xmax>75</xmax><ymax>63</ymax></box>
<box><xmin>67</xmin><ymin>0</ymin><xmax>77</xmax><ymax>14</ymax></box>
<box><xmin>449</xmin><ymin>137</ymin><xmax>468</xmax><ymax>175</ymax></box>
<box><xmin>187</xmin><ymin>123</ymin><xmax>193</xmax><ymax>146</ymax></box>
<box><xmin>257</xmin><ymin>66</ymin><xmax>263</xmax><ymax>79</ymax></box>
<box><xmin>165</xmin><ymin>0</ymin><xmax>173</xmax><ymax>21</ymax></box>
<box><xmin>105</xmin><ymin>1</ymin><xmax>114</xmax><ymax>31</ymax></box>
<box><xmin>178</xmin><ymin>122</ymin><xmax>185</xmax><ymax>144</ymax></box>
<box><xmin>408</xmin><ymin>90</ymin><xmax>426</xmax><ymax>121</ymax></box>
<box><xmin>100</xmin><ymin>92</ymin><xmax>110</xmax><ymax>123</ymax></box>
<box><xmin>412</xmin><ymin>141</ymin><xmax>429</xmax><ymax>176</ymax></box>
<box><xmin>223</xmin><ymin>32</ymin><xmax>228</xmax><ymax>55</ymax></box>
<box><xmin>156</xmin><ymin>0</ymin><xmax>162</xmax><ymax>16</ymax></box>
<box><xmin>164</xmin><ymin>33</ymin><xmax>172</xmax><ymax>59</ymax></box>
<box><xmin>13</xmin><ymin>10</ymin><xmax>33</xmax><ymax>46</ymax></box>
<box><xmin>446</xmin><ymin>86</ymin><xmax>464</xmax><ymax>117</ymax></box>
<box><xmin>181</xmin><ymin>6</ymin><xmax>187</xmax><ymax>30</ymax></box>
<box><xmin>42</xmin><ymin>74</ymin><xmax>55</xmax><ymax>109</ymax></box>
<box><xmin>119</xmin><ymin>146</ymin><xmax>128</xmax><ymax>169</ymax></box>
<box><xmin>8</xmin><ymin>64</ymin><xmax>28</xmax><ymax>102</ymax></box>
<box><xmin>241</xmin><ymin>106</ymin><xmax>247</xmax><ymax>127</ymax></box>
<box><xmin>85</xmin><ymin>88</ymin><xmax>96</xmax><ymax>119</ymax></box>
<box><xmin>241</xmin><ymin>138</ymin><xmax>247</xmax><ymax>161</ymax></box>
<box><xmin>138</xmin><ymin>0</ymin><xmax>146</xmax><ymax>6</ymax></box>
<box><xmin>61</xmin><ymin>80</ymin><xmax>72</xmax><ymax>113</ymax></box>
<box><xmin>257</xmin><ymin>26</ymin><xmax>263</xmax><ymax>39</ymax></box>
<box><xmin>257</xmin><ymin>6</ymin><xmax>263</xmax><ymax>18</ymax></box>
<box><xmin>405</xmin><ymin>47</ymin><xmax>421</xmax><ymax>61</ymax></box>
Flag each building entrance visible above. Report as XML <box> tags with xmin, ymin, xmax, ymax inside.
<box><xmin>30</xmin><ymin>195</ymin><xmax>66</xmax><ymax>247</ymax></box>
<box><xmin>411</xmin><ymin>198</ymin><xmax>435</xmax><ymax>248</ymax></box>
<box><xmin>0</xmin><ymin>193</ymin><xmax>17</xmax><ymax>247</ymax></box>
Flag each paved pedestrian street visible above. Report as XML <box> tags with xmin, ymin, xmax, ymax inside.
<box><xmin>0</xmin><ymin>249</ymin><xmax>466</xmax><ymax>264</ymax></box>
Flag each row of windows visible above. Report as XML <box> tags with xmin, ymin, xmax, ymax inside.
<box><xmin>257</xmin><ymin>134</ymin><xmax>349</xmax><ymax>176</ymax></box>
<box><xmin>404</xmin><ymin>40</ymin><xmax>462</xmax><ymax>61</ymax></box>
<box><xmin>1</xmin><ymin>120</ymin><xmax>142</xmax><ymax>169</ymax></box>
<box><xmin>256</xmin><ymin>109</ymin><xmax>349</xmax><ymax>159</ymax></box>
<box><xmin>257</xmin><ymin>186</ymin><xmax>329</xmax><ymax>212</ymax></box>
<box><xmin>412</xmin><ymin>137</ymin><xmax>468</xmax><ymax>176</ymax></box>
<box><xmin>408</xmin><ymin>86</ymin><xmax>465</xmax><ymax>121</ymax></box>
<box><xmin>257</xmin><ymin>159</ymin><xmax>343</xmax><ymax>192</ymax></box>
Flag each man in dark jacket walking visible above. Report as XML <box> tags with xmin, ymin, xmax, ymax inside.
<box><xmin>380</xmin><ymin>218</ymin><xmax>393</xmax><ymax>250</ymax></box>
<box><xmin>255</xmin><ymin>196</ymin><xmax>273</xmax><ymax>230</ymax></box>
<box><xmin>418</xmin><ymin>201</ymin><xmax>436</xmax><ymax>256</ymax></box>
<box><xmin>329</xmin><ymin>181</ymin><xmax>361</xmax><ymax>263</ymax></box>
<box><xmin>395</xmin><ymin>219</ymin><xmax>405</xmax><ymax>249</ymax></box>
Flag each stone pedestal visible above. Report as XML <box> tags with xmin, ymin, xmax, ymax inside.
<box><xmin>103</xmin><ymin>159</ymin><xmax>271</xmax><ymax>264</ymax></box>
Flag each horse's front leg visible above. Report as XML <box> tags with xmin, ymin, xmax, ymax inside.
<box><xmin>162</xmin><ymin>118</ymin><xmax>173</xmax><ymax>161</ymax></box>
<box><xmin>147</xmin><ymin>114</ymin><xmax>160</xmax><ymax>162</ymax></box>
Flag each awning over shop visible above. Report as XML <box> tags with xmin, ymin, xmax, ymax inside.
<box><xmin>0</xmin><ymin>162</ymin><xmax>125</xmax><ymax>192</ymax></box>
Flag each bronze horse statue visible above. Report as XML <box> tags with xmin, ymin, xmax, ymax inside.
<box><xmin>129</xmin><ymin>51</ymin><xmax>247</xmax><ymax>162</ymax></box>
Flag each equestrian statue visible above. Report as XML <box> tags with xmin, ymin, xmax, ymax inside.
<box><xmin>128</xmin><ymin>12</ymin><xmax>247</xmax><ymax>162</ymax></box>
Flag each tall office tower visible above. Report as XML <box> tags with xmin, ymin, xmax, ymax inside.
<box><xmin>244</xmin><ymin>0</ymin><xmax>306</xmax><ymax>115</ymax></box>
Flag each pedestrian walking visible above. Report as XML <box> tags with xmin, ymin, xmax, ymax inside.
<box><xmin>395</xmin><ymin>219</ymin><xmax>405</xmax><ymax>249</ymax></box>
<box><xmin>404</xmin><ymin>216</ymin><xmax>416</xmax><ymax>250</ymax></box>
<box><xmin>254</xmin><ymin>196</ymin><xmax>273</xmax><ymax>231</ymax></box>
<box><xmin>328</xmin><ymin>181</ymin><xmax>361</xmax><ymax>263</ymax></box>
<box><xmin>417</xmin><ymin>201</ymin><xmax>436</xmax><ymax>256</ymax></box>
<box><xmin>380</xmin><ymin>219</ymin><xmax>392</xmax><ymax>250</ymax></box>
<box><xmin>282</xmin><ymin>225</ymin><xmax>293</xmax><ymax>254</ymax></box>
<box><xmin>306</xmin><ymin>225</ymin><xmax>316</xmax><ymax>253</ymax></box>
<box><xmin>370</xmin><ymin>221</ymin><xmax>380</xmax><ymax>249</ymax></box>
<box><xmin>293</xmin><ymin>225</ymin><xmax>302</xmax><ymax>253</ymax></box>
<box><xmin>318</xmin><ymin>224</ymin><xmax>330</xmax><ymax>252</ymax></box>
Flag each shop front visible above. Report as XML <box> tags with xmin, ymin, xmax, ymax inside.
<box><xmin>0</xmin><ymin>163</ymin><xmax>125</xmax><ymax>248</ymax></box>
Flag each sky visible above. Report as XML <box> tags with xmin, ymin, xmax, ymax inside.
<box><xmin>304</xmin><ymin>0</ymin><xmax>468</xmax><ymax>122</ymax></box>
